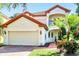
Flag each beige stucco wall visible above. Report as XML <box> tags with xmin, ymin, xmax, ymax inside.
<box><xmin>7</xmin><ymin>17</ymin><xmax>39</xmax><ymax>31</ymax></box>
<box><xmin>4</xmin><ymin>17</ymin><xmax>46</xmax><ymax>45</ymax></box>
<box><xmin>25</xmin><ymin>14</ymin><xmax>47</xmax><ymax>24</ymax></box>
<box><xmin>39</xmin><ymin>27</ymin><xmax>46</xmax><ymax>45</ymax></box>
<box><xmin>49</xmin><ymin>8</ymin><xmax>67</xmax><ymax>15</ymax></box>
<box><xmin>47</xmin><ymin>8</ymin><xmax>67</xmax><ymax>21</ymax></box>
<box><xmin>3</xmin><ymin>17</ymin><xmax>45</xmax><ymax>45</ymax></box>
<box><xmin>33</xmin><ymin>16</ymin><xmax>47</xmax><ymax>24</ymax></box>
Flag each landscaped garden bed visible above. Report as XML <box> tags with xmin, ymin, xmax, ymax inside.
<box><xmin>56</xmin><ymin>39</ymin><xmax>79</xmax><ymax>56</ymax></box>
<box><xmin>29</xmin><ymin>39</ymin><xmax>79</xmax><ymax>56</ymax></box>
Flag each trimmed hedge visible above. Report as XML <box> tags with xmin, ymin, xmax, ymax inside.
<box><xmin>29</xmin><ymin>49</ymin><xmax>60</xmax><ymax>56</ymax></box>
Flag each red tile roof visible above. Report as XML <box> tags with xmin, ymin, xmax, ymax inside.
<box><xmin>1</xmin><ymin>4</ymin><xmax>70</xmax><ymax>31</ymax></box>
<box><xmin>46</xmin><ymin>5</ymin><xmax>70</xmax><ymax>13</ymax></box>
<box><xmin>1</xmin><ymin>13</ymin><xmax>48</xmax><ymax>30</ymax></box>
<box><xmin>28</xmin><ymin>5</ymin><xmax>70</xmax><ymax>17</ymax></box>
<box><xmin>24</xmin><ymin>11</ymin><xmax>47</xmax><ymax>16</ymax></box>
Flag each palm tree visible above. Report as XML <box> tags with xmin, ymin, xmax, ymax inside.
<box><xmin>54</xmin><ymin>15</ymin><xmax>79</xmax><ymax>41</ymax></box>
<box><xmin>54</xmin><ymin>17</ymin><xmax>66</xmax><ymax>40</ymax></box>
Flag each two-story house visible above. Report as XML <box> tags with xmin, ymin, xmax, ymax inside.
<box><xmin>1</xmin><ymin>5</ymin><xmax>70</xmax><ymax>46</ymax></box>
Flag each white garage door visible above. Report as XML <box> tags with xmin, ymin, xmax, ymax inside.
<box><xmin>8</xmin><ymin>31</ymin><xmax>39</xmax><ymax>45</ymax></box>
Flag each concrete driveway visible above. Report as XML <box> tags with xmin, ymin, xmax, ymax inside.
<box><xmin>0</xmin><ymin>46</ymin><xmax>46</xmax><ymax>56</ymax></box>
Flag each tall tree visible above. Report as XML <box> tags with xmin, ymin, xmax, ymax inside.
<box><xmin>75</xmin><ymin>3</ymin><xmax>79</xmax><ymax>16</ymax></box>
<box><xmin>0</xmin><ymin>3</ymin><xmax>27</xmax><ymax>17</ymax></box>
<box><xmin>0</xmin><ymin>3</ymin><xmax>27</xmax><ymax>43</ymax></box>
<box><xmin>0</xmin><ymin>3</ymin><xmax>27</xmax><ymax>12</ymax></box>
<box><xmin>0</xmin><ymin>3</ymin><xmax>27</xmax><ymax>33</ymax></box>
<box><xmin>54</xmin><ymin>17</ymin><xmax>66</xmax><ymax>40</ymax></box>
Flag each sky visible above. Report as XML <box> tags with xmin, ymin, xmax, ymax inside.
<box><xmin>0</xmin><ymin>3</ymin><xmax>77</xmax><ymax>17</ymax></box>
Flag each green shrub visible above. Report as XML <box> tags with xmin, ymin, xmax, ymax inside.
<box><xmin>75</xmin><ymin>49</ymin><xmax>79</xmax><ymax>55</ymax></box>
<box><xmin>29</xmin><ymin>49</ymin><xmax>60</xmax><ymax>56</ymax></box>
<box><xmin>0</xmin><ymin>43</ymin><xmax>3</xmax><ymax>47</ymax></box>
<box><xmin>64</xmin><ymin>39</ymin><xmax>79</xmax><ymax>54</ymax></box>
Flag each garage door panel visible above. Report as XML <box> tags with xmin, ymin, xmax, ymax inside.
<box><xmin>8</xmin><ymin>31</ymin><xmax>39</xmax><ymax>45</ymax></box>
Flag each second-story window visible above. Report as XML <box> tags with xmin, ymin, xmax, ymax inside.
<box><xmin>49</xmin><ymin>20</ymin><xmax>54</xmax><ymax>25</ymax></box>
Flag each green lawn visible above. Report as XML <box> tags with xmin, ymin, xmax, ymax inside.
<box><xmin>29</xmin><ymin>48</ymin><xmax>60</xmax><ymax>56</ymax></box>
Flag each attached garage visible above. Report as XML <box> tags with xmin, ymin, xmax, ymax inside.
<box><xmin>8</xmin><ymin>31</ymin><xmax>39</xmax><ymax>45</ymax></box>
<box><xmin>2</xmin><ymin>13</ymin><xmax>48</xmax><ymax>46</ymax></box>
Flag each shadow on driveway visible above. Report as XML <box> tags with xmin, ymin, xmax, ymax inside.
<box><xmin>0</xmin><ymin>45</ymin><xmax>46</xmax><ymax>53</ymax></box>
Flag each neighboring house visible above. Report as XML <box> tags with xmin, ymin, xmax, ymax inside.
<box><xmin>1</xmin><ymin>5</ymin><xmax>71</xmax><ymax>46</ymax></box>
